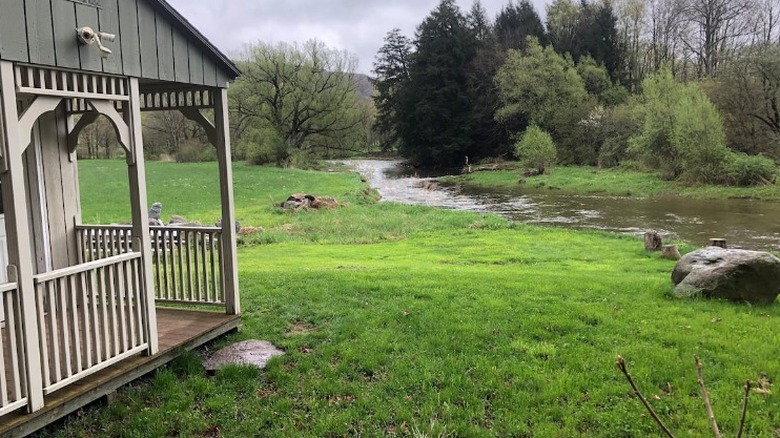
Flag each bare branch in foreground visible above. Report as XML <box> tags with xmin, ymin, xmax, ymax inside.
<box><xmin>736</xmin><ymin>380</ymin><xmax>751</xmax><ymax>438</ymax></box>
<box><xmin>695</xmin><ymin>355</ymin><xmax>722</xmax><ymax>438</ymax></box>
<box><xmin>616</xmin><ymin>356</ymin><xmax>676</xmax><ymax>438</ymax></box>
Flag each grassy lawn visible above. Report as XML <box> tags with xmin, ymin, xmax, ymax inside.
<box><xmin>444</xmin><ymin>165</ymin><xmax>780</xmax><ymax>201</ymax></box>
<box><xmin>43</xmin><ymin>160</ymin><xmax>780</xmax><ymax>437</ymax></box>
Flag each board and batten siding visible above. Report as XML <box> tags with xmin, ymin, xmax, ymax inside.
<box><xmin>22</xmin><ymin>107</ymin><xmax>82</xmax><ymax>273</ymax></box>
<box><xmin>0</xmin><ymin>0</ymin><xmax>232</xmax><ymax>87</ymax></box>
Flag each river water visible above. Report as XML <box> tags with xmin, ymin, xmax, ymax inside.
<box><xmin>344</xmin><ymin>160</ymin><xmax>780</xmax><ymax>251</ymax></box>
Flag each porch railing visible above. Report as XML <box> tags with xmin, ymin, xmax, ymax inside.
<box><xmin>75</xmin><ymin>225</ymin><xmax>225</xmax><ymax>306</ymax></box>
<box><xmin>33</xmin><ymin>253</ymin><xmax>148</xmax><ymax>394</ymax></box>
<box><xmin>0</xmin><ymin>281</ymin><xmax>28</xmax><ymax>416</ymax></box>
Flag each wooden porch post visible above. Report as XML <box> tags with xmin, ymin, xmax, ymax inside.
<box><xmin>0</xmin><ymin>61</ymin><xmax>45</xmax><ymax>412</ymax></box>
<box><xmin>214</xmin><ymin>88</ymin><xmax>240</xmax><ymax>315</ymax></box>
<box><xmin>127</xmin><ymin>78</ymin><xmax>159</xmax><ymax>354</ymax></box>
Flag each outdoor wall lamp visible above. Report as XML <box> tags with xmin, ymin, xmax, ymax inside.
<box><xmin>76</xmin><ymin>26</ymin><xmax>116</xmax><ymax>58</ymax></box>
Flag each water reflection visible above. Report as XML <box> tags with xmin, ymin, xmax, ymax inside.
<box><xmin>343</xmin><ymin>160</ymin><xmax>780</xmax><ymax>251</ymax></box>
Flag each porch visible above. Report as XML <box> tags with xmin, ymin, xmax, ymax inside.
<box><xmin>0</xmin><ymin>308</ymin><xmax>240</xmax><ymax>438</ymax></box>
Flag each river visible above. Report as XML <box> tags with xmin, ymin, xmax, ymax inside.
<box><xmin>344</xmin><ymin>160</ymin><xmax>780</xmax><ymax>251</ymax></box>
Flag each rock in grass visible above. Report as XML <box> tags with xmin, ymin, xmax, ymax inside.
<box><xmin>203</xmin><ymin>340</ymin><xmax>284</xmax><ymax>372</ymax></box>
<box><xmin>672</xmin><ymin>247</ymin><xmax>780</xmax><ymax>304</ymax></box>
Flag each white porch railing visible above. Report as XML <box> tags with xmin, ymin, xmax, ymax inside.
<box><xmin>76</xmin><ymin>225</ymin><xmax>225</xmax><ymax>306</ymax></box>
<box><xmin>0</xmin><ymin>282</ymin><xmax>28</xmax><ymax>416</ymax></box>
<box><xmin>33</xmin><ymin>253</ymin><xmax>148</xmax><ymax>394</ymax></box>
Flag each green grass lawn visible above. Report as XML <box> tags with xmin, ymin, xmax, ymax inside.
<box><xmin>444</xmin><ymin>165</ymin><xmax>780</xmax><ymax>201</ymax></box>
<box><xmin>43</xmin><ymin>160</ymin><xmax>780</xmax><ymax>437</ymax></box>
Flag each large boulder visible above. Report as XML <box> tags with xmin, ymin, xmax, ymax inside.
<box><xmin>672</xmin><ymin>246</ymin><xmax>780</xmax><ymax>304</ymax></box>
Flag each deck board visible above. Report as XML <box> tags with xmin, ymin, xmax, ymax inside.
<box><xmin>0</xmin><ymin>307</ymin><xmax>239</xmax><ymax>438</ymax></box>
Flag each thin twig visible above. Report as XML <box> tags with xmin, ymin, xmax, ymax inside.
<box><xmin>736</xmin><ymin>380</ymin><xmax>751</xmax><ymax>438</ymax></box>
<box><xmin>616</xmin><ymin>356</ymin><xmax>676</xmax><ymax>438</ymax></box>
<box><xmin>694</xmin><ymin>356</ymin><xmax>722</xmax><ymax>438</ymax></box>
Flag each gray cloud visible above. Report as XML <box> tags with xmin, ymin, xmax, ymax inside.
<box><xmin>167</xmin><ymin>0</ymin><xmax>551</xmax><ymax>75</ymax></box>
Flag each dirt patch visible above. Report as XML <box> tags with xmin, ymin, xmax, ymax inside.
<box><xmin>202</xmin><ymin>340</ymin><xmax>284</xmax><ymax>371</ymax></box>
<box><xmin>285</xmin><ymin>321</ymin><xmax>317</xmax><ymax>337</ymax></box>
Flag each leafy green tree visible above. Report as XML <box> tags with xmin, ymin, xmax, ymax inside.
<box><xmin>396</xmin><ymin>0</ymin><xmax>479</xmax><ymax>167</ymax></box>
<box><xmin>630</xmin><ymin>67</ymin><xmax>730</xmax><ymax>182</ymax></box>
<box><xmin>495</xmin><ymin>38</ymin><xmax>593</xmax><ymax>163</ymax></box>
<box><xmin>373</xmin><ymin>28</ymin><xmax>413</xmax><ymax>152</ymax></box>
<box><xmin>514</xmin><ymin>124</ymin><xmax>557</xmax><ymax>173</ymax></box>
<box><xmin>546</xmin><ymin>0</ymin><xmax>581</xmax><ymax>57</ymax></box>
<box><xmin>707</xmin><ymin>45</ymin><xmax>780</xmax><ymax>159</ymax></box>
<box><xmin>230</xmin><ymin>40</ymin><xmax>366</xmax><ymax>166</ymax></box>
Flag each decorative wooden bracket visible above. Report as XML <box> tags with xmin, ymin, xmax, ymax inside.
<box><xmin>17</xmin><ymin>96</ymin><xmax>62</xmax><ymax>152</ymax></box>
<box><xmin>180</xmin><ymin>108</ymin><xmax>217</xmax><ymax>148</ymax></box>
<box><xmin>66</xmin><ymin>99</ymin><xmax>134</xmax><ymax>163</ymax></box>
<box><xmin>67</xmin><ymin>112</ymin><xmax>99</xmax><ymax>154</ymax></box>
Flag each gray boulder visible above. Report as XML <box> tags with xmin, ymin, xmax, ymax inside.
<box><xmin>672</xmin><ymin>246</ymin><xmax>780</xmax><ymax>304</ymax></box>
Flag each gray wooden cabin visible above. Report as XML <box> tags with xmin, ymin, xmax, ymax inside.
<box><xmin>0</xmin><ymin>0</ymin><xmax>241</xmax><ymax>435</ymax></box>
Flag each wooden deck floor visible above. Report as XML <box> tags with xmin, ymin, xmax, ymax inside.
<box><xmin>0</xmin><ymin>308</ymin><xmax>240</xmax><ymax>438</ymax></box>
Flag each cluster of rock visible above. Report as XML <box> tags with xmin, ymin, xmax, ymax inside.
<box><xmin>643</xmin><ymin>229</ymin><xmax>780</xmax><ymax>304</ymax></box>
<box><xmin>280</xmin><ymin>193</ymin><xmax>339</xmax><ymax>210</ymax></box>
<box><xmin>148</xmin><ymin>202</ymin><xmax>241</xmax><ymax>232</ymax></box>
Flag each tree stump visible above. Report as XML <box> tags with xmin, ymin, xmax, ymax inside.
<box><xmin>709</xmin><ymin>238</ymin><xmax>727</xmax><ymax>248</ymax></box>
<box><xmin>661</xmin><ymin>244</ymin><xmax>681</xmax><ymax>260</ymax></box>
<box><xmin>644</xmin><ymin>231</ymin><xmax>662</xmax><ymax>251</ymax></box>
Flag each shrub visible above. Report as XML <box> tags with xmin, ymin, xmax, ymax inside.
<box><xmin>243</xmin><ymin>128</ymin><xmax>289</xmax><ymax>166</ymax></box>
<box><xmin>176</xmin><ymin>139</ymin><xmax>215</xmax><ymax>163</ymax></box>
<box><xmin>630</xmin><ymin>67</ymin><xmax>730</xmax><ymax>183</ymax></box>
<box><xmin>724</xmin><ymin>152</ymin><xmax>778</xmax><ymax>186</ymax></box>
<box><xmin>514</xmin><ymin>124</ymin><xmax>557</xmax><ymax>174</ymax></box>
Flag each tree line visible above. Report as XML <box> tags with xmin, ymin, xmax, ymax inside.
<box><xmin>374</xmin><ymin>0</ymin><xmax>780</xmax><ymax>185</ymax></box>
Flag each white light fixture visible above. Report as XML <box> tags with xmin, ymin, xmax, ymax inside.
<box><xmin>76</xmin><ymin>26</ymin><xmax>116</xmax><ymax>58</ymax></box>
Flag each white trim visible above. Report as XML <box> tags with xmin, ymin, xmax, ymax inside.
<box><xmin>31</xmin><ymin>127</ymin><xmax>52</xmax><ymax>272</ymax></box>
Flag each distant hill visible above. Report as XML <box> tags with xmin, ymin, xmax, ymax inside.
<box><xmin>353</xmin><ymin>73</ymin><xmax>374</xmax><ymax>100</ymax></box>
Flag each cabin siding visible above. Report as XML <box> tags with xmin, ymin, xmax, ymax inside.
<box><xmin>0</xmin><ymin>0</ymin><xmax>236</xmax><ymax>85</ymax></box>
<box><xmin>118</xmin><ymin>0</ymin><xmax>142</xmax><ymax>77</ymax></box>
<box><xmin>25</xmin><ymin>0</ymin><xmax>56</xmax><ymax>65</ymax></box>
<box><xmin>75</xmin><ymin>3</ymin><xmax>102</xmax><ymax>73</ymax></box>
<box><xmin>99</xmin><ymin>0</ymin><xmax>123</xmax><ymax>74</ymax></box>
<box><xmin>50</xmin><ymin>0</ymin><xmax>80</xmax><ymax>69</ymax></box>
<box><xmin>21</xmin><ymin>108</ymin><xmax>82</xmax><ymax>272</ymax></box>
<box><xmin>0</xmin><ymin>0</ymin><xmax>29</xmax><ymax>62</ymax></box>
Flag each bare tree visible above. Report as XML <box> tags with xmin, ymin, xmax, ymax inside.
<box><xmin>680</xmin><ymin>0</ymin><xmax>755</xmax><ymax>77</ymax></box>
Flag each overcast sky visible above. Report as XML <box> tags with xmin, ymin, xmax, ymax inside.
<box><xmin>167</xmin><ymin>0</ymin><xmax>552</xmax><ymax>75</ymax></box>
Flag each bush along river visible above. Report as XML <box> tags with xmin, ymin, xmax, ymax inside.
<box><xmin>344</xmin><ymin>160</ymin><xmax>780</xmax><ymax>252</ymax></box>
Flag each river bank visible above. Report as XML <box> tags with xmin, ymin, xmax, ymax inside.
<box><xmin>41</xmin><ymin>160</ymin><xmax>780</xmax><ymax>437</ymax></box>
<box><xmin>444</xmin><ymin>165</ymin><xmax>780</xmax><ymax>201</ymax></box>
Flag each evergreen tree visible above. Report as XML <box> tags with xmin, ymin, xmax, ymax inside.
<box><xmin>372</xmin><ymin>28</ymin><xmax>413</xmax><ymax>151</ymax></box>
<box><xmin>495</xmin><ymin>0</ymin><xmax>547</xmax><ymax>51</ymax></box>
<box><xmin>577</xmin><ymin>1</ymin><xmax>623</xmax><ymax>82</ymax></box>
<box><xmin>397</xmin><ymin>0</ymin><xmax>478</xmax><ymax>167</ymax></box>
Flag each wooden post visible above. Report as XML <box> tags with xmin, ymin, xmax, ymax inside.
<box><xmin>709</xmin><ymin>238</ymin><xmax>726</xmax><ymax>248</ymax></box>
<box><xmin>0</xmin><ymin>61</ymin><xmax>45</xmax><ymax>412</ymax></box>
<box><xmin>214</xmin><ymin>88</ymin><xmax>240</xmax><ymax>315</ymax></box>
<box><xmin>661</xmin><ymin>244</ymin><xmax>681</xmax><ymax>260</ymax></box>
<box><xmin>126</xmin><ymin>78</ymin><xmax>158</xmax><ymax>354</ymax></box>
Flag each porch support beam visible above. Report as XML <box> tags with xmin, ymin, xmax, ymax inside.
<box><xmin>0</xmin><ymin>61</ymin><xmax>45</xmax><ymax>412</ymax></box>
<box><xmin>126</xmin><ymin>78</ymin><xmax>159</xmax><ymax>353</ymax></box>
<box><xmin>180</xmin><ymin>108</ymin><xmax>217</xmax><ymax>148</ymax></box>
<box><xmin>213</xmin><ymin>88</ymin><xmax>240</xmax><ymax>315</ymax></box>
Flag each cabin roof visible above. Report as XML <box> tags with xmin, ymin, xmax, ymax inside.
<box><xmin>153</xmin><ymin>0</ymin><xmax>240</xmax><ymax>79</ymax></box>
<box><xmin>0</xmin><ymin>0</ymin><xmax>240</xmax><ymax>87</ymax></box>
